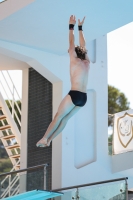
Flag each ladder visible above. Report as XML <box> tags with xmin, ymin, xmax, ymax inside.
<box><xmin>0</xmin><ymin>71</ymin><xmax>22</xmax><ymax>197</ymax></box>
<box><xmin>0</xmin><ymin>106</ymin><xmax>20</xmax><ymax>170</ymax></box>
<box><xmin>0</xmin><ymin>95</ymin><xmax>21</xmax><ymax>198</ymax></box>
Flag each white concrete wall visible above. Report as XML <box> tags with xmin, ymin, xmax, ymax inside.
<box><xmin>20</xmin><ymin>68</ymin><xmax>29</xmax><ymax>169</ymax></box>
<box><xmin>0</xmin><ymin>0</ymin><xmax>133</xmax><ymax>55</ymax></box>
<box><xmin>0</xmin><ymin>54</ymin><xmax>29</xmax><ymax>70</ymax></box>
<box><xmin>61</xmin><ymin>35</ymin><xmax>108</xmax><ymax>187</ymax></box>
<box><xmin>1</xmin><ymin>36</ymin><xmax>133</xmax><ymax>190</ymax></box>
<box><xmin>0</xmin><ymin>0</ymin><xmax>35</xmax><ymax>21</ymax></box>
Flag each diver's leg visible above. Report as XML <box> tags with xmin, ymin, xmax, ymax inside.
<box><xmin>36</xmin><ymin>94</ymin><xmax>75</xmax><ymax>147</ymax></box>
<box><xmin>47</xmin><ymin>106</ymin><xmax>81</xmax><ymax>145</ymax></box>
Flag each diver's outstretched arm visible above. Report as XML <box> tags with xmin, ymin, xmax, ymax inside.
<box><xmin>78</xmin><ymin>17</ymin><xmax>86</xmax><ymax>48</ymax></box>
<box><xmin>78</xmin><ymin>17</ymin><xmax>90</xmax><ymax>62</ymax></box>
<box><xmin>69</xmin><ymin>15</ymin><xmax>76</xmax><ymax>50</ymax></box>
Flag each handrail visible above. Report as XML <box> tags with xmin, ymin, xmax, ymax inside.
<box><xmin>7</xmin><ymin>71</ymin><xmax>21</xmax><ymax>102</ymax></box>
<box><xmin>0</xmin><ymin>71</ymin><xmax>22</xmax><ymax>129</ymax></box>
<box><xmin>1</xmin><ymin>159</ymin><xmax>20</xmax><ymax>184</ymax></box>
<box><xmin>52</xmin><ymin>177</ymin><xmax>128</xmax><ymax>192</ymax></box>
<box><xmin>1</xmin><ymin>176</ymin><xmax>19</xmax><ymax>197</ymax></box>
<box><xmin>0</xmin><ymin>163</ymin><xmax>49</xmax><ymax>177</ymax></box>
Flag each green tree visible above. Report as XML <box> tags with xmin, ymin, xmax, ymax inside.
<box><xmin>0</xmin><ymin>141</ymin><xmax>12</xmax><ymax>173</ymax></box>
<box><xmin>108</xmin><ymin>85</ymin><xmax>130</xmax><ymax>126</ymax></box>
<box><xmin>0</xmin><ymin>141</ymin><xmax>8</xmax><ymax>158</ymax></box>
<box><xmin>0</xmin><ymin>158</ymin><xmax>12</xmax><ymax>173</ymax></box>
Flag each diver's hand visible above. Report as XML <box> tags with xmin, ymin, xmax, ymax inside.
<box><xmin>69</xmin><ymin>15</ymin><xmax>76</xmax><ymax>25</ymax></box>
<box><xmin>78</xmin><ymin>17</ymin><xmax>85</xmax><ymax>26</ymax></box>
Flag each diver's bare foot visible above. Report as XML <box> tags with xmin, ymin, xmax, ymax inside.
<box><xmin>36</xmin><ymin>137</ymin><xmax>50</xmax><ymax>147</ymax></box>
<box><xmin>47</xmin><ymin>138</ymin><xmax>51</xmax><ymax>146</ymax></box>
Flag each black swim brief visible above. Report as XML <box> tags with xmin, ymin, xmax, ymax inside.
<box><xmin>68</xmin><ymin>90</ymin><xmax>87</xmax><ymax>107</ymax></box>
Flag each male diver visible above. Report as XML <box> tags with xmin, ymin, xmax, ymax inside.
<box><xmin>36</xmin><ymin>15</ymin><xmax>90</xmax><ymax>147</ymax></box>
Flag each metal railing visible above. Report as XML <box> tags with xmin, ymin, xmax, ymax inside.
<box><xmin>53</xmin><ymin>177</ymin><xmax>128</xmax><ymax>192</ymax></box>
<box><xmin>1</xmin><ymin>160</ymin><xmax>20</xmax><ymax>187</ymax></box>
<box><xmin>0</xmin><ymin>164</ymin><xmax>49</xmax><ymax>177</ymax></box>
<box><xmin>0</xmin><ymin>163</ymin><xmax>49</xmax><ymax>199</ymax></box>
<box><xmin>52</xmin><ymin>177</ymin><xmax>128</xmax><ymax>200</ymax></box>
<box><xmin>0</xmin><ymin>165</ymin><xmax>128</xmax><ymax>199</ymax></box>
<box><xmin>0</xmin><ymin>71</ymin><xmax>22</xmax><ymax>131</ymax></box>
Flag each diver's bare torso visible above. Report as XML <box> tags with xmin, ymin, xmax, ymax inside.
<box><xmin>69</xmin><ymin>53</ymin><xmax>90</xmax><ymax>93</ymax></box>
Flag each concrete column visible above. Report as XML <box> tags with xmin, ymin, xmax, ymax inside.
<box><xmin>20</xmin><ymin>68</ymin><xmax>29</xmax><ymax>193</ymax></box>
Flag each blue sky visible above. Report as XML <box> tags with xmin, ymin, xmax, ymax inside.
<box><xmin>108</xmin><ymin>22</ymin><xmax>133</xmax><ymax>108</ymax></box>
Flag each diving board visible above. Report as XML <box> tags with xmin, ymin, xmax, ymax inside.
<box><xmin>3</xmin><ymin>190</ymin><xmax>63</xmax><ymax>200</ymax></box>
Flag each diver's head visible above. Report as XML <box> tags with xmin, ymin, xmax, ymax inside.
<box><xmin>75</xmin><ymin>46</ymin><xmax>87</xmax><ymax>60</ymax></box>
